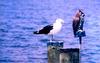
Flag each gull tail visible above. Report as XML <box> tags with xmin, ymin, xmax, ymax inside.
<box><xmin>33</xmin><ymin>31</ymin><xmax>40</xmax><ymax>34</ymax></box>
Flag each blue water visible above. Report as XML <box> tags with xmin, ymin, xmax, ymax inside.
<box><xmin>0</xmin><ymin>0</ymin><xmax>100</xmax><ymax>63</ymax></box>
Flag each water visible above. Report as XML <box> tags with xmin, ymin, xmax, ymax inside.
<box><xmin>0</xmin><ymin>0</ymin><xmax>100</xmax><ymax>63</ymax></box>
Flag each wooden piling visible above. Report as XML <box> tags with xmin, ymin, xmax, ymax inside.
<box><xmin>47</xmin><ymin>41</ymin><xmax>64</xmax><ymax>63</ymax></box>
<box><xmin>60</xmin><ymin>48</ymin><xmax>79</xmax><ymax>63</ymax></box>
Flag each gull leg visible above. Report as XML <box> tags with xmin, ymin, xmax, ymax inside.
<box><xmin>49</xmin><ymin>35</ymin><xmax>53</xmax><ymax>42</ymax></box>
<box><xmin>52</xmin><ymin>35</ymin><xmax>53</xmax><ymax>41</ymax></box>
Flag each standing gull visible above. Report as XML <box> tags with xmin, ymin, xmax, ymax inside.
<box><xmin>33</xmin><ymin>18</ymin><xmax>64</xmax><ymax>41</ymax></box>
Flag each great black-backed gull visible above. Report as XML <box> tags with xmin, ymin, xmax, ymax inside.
<box><xmin>33</xmin><ymin>18</ymin><xmax>64</xmax><ymax>41</ymax></box>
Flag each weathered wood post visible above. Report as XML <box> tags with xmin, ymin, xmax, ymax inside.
<box><xmin>47</xmin><ymin>41</ymin><xmax>64</xmax><ymax>63</ymax></box>
<box><xmin>60</xmin><ymin>48</ymin><xmax>79</xmax><ymax>63</ymax></box>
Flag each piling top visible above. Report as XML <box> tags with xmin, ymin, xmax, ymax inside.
<box><xmin>60</xmin><ymin>48</ymin><xmax>79</xmax><ymax>53</ymax></box>
<box><xmin>47</xmin><ymin>41</ymin><xmax>64</xmax><ymax>47</ymax></box>
<box><xmin>49</xmin><ymin>40</ymin><xmax>64</xmax><ymax>42</ymax></box>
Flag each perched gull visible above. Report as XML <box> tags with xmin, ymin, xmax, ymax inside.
<box><xmin>33</xmin><ymin>18</ymin><xmax>64</xmax><ymax>41</ymax></box>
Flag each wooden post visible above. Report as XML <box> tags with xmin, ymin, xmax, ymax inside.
<box><xmin>47</xmin><ymin>41</ymin><xmax>64</xmax><ymax>63</ymax></box>
<box><xmin>60</xmin><ymin>48</ymin><xmax>79</xmax><ymax>63</ymax></box>
<box><xmin>79</xmin><ymin>36</ymin><xmax>82</xmax><ymax>63</ymax></box>
<box><xmin>79</xmin><ymin>37</ymin><xmax>82</xmax><ymax>45</ymax></box>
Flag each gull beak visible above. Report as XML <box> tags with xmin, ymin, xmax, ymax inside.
<box><xmin>61</xmin><ymin>20</ymin><xmax>64</xmax><ymax>24</ymax></box>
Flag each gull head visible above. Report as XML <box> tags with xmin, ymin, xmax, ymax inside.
<box><xmin>55</xmin><ymin>18</ymin><xmax>64</xmax><ymax>24</ymax></box>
